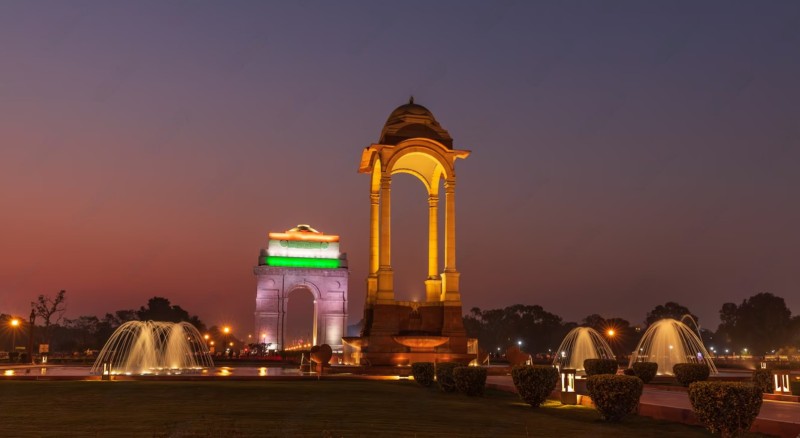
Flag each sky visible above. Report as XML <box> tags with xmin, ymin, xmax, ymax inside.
<box><xmin>1</xmin><ymin>1</ymin><xmax>799</xmax><ymax>334</ymax></box>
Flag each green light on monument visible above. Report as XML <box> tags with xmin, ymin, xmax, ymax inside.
<box><xmin>264</xmin><ymin>256</ymin><xmax>340</xmax><ymax>269</ymax></box>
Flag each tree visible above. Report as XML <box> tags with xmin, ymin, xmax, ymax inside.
<box><xmin>718</xmin><ymin>292</ymin><xmax>793</xmax><ymax>355</ymax></box>
<box><xmin>64</xmin><ymin>316</ymin><xmax>101</xmax><ymax>351</ymax></box>
<box><xmin>645</xmin><ymin>302</ymin><xmax>698</xmax><ymax>327</ymax></box>
<box><xmin>135</xmin><ymin>297</ymin><xmax>206</xmax><ymax>331</ymax></box>
<box><xmin>715</xmin><ymin>302</ymin><xmax>738</xmax><ymax>350</ymax></box>
<box><xmin>581</xmin><ymin>314</ymin><xmax>607</xmax><ymax>331</ymax></box>
<box><xmin>463</xmin><ymin>304</ymin><xmax>566</xmax><ymax>355</ymax></box>
<box><xmin>31</xmin><ymin>289</ymin><xmax>67</xmax><ymax>343</ymax></box>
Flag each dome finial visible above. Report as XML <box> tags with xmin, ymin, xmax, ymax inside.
<box><xmin>409</xmin><ymin>95</ymin><xmax>414</xmax><ymax>105</ymax></box>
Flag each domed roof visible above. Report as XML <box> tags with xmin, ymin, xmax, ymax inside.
<box><xmin>379</xmin><ymin>97</ymin><xmax>453</xmax><ymax>148</ymax></box>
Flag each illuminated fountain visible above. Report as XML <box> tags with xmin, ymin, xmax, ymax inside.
<box><xmin>553</xmin><ymin>327</ymin><xmax>615</xmax><ymax>374</ymax></box>
<box><xmin>629</xmin><ymin>318</ymin><xmax>717</xmax><ymax>376</ymax></box>
<box><xmin>90</xmin><ymin>321</ymin><xmax>213</xmax><ymax>375</ymax></box>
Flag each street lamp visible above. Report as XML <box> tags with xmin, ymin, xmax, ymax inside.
<box><xmin>9</xmin><ymin>318</ymin><xmax>20</xmax><ymax>357</ymax></box>
<box><xmin>222</xmin><ymin>326</ymin><xmax>232</xmax><ymax>358</ymax></box>
<box><xmin>606</xmin><ymin>329</ymin><xmax>615</xmax><ymax>337</ymax></box>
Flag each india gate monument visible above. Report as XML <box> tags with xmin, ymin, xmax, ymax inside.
<box><xmin>256</xmin><ymin>99</ymin><xmax>473</xmax><ymax>366</ymax></box>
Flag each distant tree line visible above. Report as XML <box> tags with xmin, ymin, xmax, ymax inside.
<box><xmin>1</xmin><ymin>293</ymin><xmax>207</xmax><ymax>354</ymax></box>
<box><xmin>464</xmin><ymin>292</ymin><xmax>800</xmax><ymax>357</ymax></box>
<box><xmin>3</xmin><ymin>291</ymin><xmax>799</xmax><ymax>357</ymax></box>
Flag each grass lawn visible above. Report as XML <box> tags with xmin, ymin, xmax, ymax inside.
<box><xmin>0</xmin><ymin>379</ymin><xmax>737</xmax><ymax>437</ymax></box>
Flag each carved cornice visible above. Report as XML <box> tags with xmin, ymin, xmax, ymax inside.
<box><xmin>253</xmin><ymin>266</ymin><xmax>349</xmax><ymax>277</ymax></box>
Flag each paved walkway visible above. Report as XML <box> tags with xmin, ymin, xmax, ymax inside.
<box><xmin>487</xmin><ymin>376</ymin><xmax>800</xmax><ymax>437</ymax></box>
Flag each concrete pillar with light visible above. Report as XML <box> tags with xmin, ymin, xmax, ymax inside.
<box><xmin>560</xmin><ymin>368</ymin><xmax>577</xmax><ymax>405</ymax></box>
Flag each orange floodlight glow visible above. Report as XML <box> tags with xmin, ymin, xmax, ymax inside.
<box><xmin>268</xmin><ymin>224</ymin><xmax>339</xmax><ymax>243</ymax></box>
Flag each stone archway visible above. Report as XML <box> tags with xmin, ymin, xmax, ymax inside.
<box><xmin>254</xmin><ymin>265</ymin><xmax>348</xmax><ymax>352</ymax></box>
<box><xmin>283</xmin><ymin>285</ymin><xmax>317</xmax><ymax>348</ymax></box>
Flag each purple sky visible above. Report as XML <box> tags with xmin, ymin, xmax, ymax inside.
<box><xmin>1</xmin><ymin>1</ymin><xmax>799</xmax><ymax>333</ymax></box>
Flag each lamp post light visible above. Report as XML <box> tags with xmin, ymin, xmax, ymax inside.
<box><xmin>9</xmin><ymin>318</ymin><xmax>20</xmax><ymax>359</ymax></box>
<box><xmin>222</xmin><ymin>326</ymin><xmax>231</xmax><ymax>357</ymax></box>
<box><xmin>28</xmin><ymin>309</ymin><xmax>35</xmax><ymax>364</ymax></box>
<box><xmin>560</xmin><ymin>368</ymin><xmax>577</xmax><ymax>405</ymax></box>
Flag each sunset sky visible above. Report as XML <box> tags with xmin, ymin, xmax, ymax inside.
<box><xmin>2</xmin><ymin>1</ymin><xmax>799</xmax><ymax>332</ymax></box>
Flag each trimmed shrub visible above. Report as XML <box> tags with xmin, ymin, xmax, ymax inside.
<box><xmin>791</xmin><ymin>379</ymin><xmax>800</xmax><ymax>396</ymax></box>
<box><xmin>586</xmin><ymin>375</ymin><xmax>643</xmax><ymax>422</ymax></box>
<box><xmin>511</xmin><ymin>365</ymin><xmax>558</xmax><ymax>407</ymax></box>
<box><xmin>752</xmin><ymin>369</ymin><xmax>773</xmax><ymax>394</ymax></box>
<box><xmin>673</xmin><ymin>363</ymin><xmax>710</xmax><ymax>386</ymax></box>
<box><xmin>584</xmin><ymin>358</ymin><xmax>618</xmax><ymax>376</ymax></box>
<box><xmin>623</xmin><ymin>368</ymin><xmax>636</xmax><ymax>376</ymax></box>
<box><xmin>435</xmin><ymin>362</ymin><xmax>460</xmax><ymax>393</ymax></box>
<box><xmin>453</xmin><ymin>366</ymin><xmax>487</xmax><ymax>396</ymax></box>
<box><xmin>632</xmin><ymin>362</ymin><xmax>658</xmax><ymax>384</ymax></box>
<box><xmin>411</xmin><ymin>362</ymin><xmax>435</xmax><ymax>387</ymax></box>
<box><xmin>688</xmin><ymin>382</ymin><xmax>762</xmax><ymax>437</ymax></box>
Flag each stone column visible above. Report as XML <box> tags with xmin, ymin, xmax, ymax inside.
<box><xmin>424</xmin><ymin>194</ymin><xmax>442</xmax><ymax>302</ymax></box>
<box><xmin>377</xmin><ymin>174</ymin><xmax>393</xmax><ymax>302</ymax></box>
<box><xmin>441</xmin><ymin>178</ymin><xmax>460</xmax><ymax>303</ymax></box>
<box><xmin>367</xmin><ymin>190</ymin><xmax>380</xmax><ymax>305</ymax></box>
<box><xmin>427</xmin><ymin>194</ymin><xmax>439</xmax><ymax>278</ymax></box>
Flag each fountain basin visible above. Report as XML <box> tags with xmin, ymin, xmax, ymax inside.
<box><xmin>392</xmin><ymin>336</ymin><xmax>449</xmax><ymax>351</ymax></box>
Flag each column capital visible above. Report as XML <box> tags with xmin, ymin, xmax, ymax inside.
<box><xmin>380</xmin><ymin>175</ymin><xmax>392</xmax><ymax>188</ymax></box>
<box><xmin>428</xmin><ymin>194</ymin><xmax>439</xmax><ymax>207</ymax></box>
<box><xmin>444</xmin><ymin>179</ymin><xmax>456</xmax><ymax>192</ymax></box>
<box><xmin>370</xmin><ymin>192</ymin><xmax>380</xmax><ymax>203</ymax></box>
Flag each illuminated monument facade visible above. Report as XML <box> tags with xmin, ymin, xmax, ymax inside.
<box><xmin>344</xmin><ymin>99</ymin><xmax>473</xmax><ymax>365</ymax></box>
<box><xmin>254</xmin><ymin>225</ymin><xmax>348</xmax><ymax>352</ymax></box>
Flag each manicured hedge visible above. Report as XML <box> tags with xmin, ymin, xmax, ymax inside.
<box><xmin>411</xmin><ymin>362</ymin><xmax>435</xmax><ymax>387</ymax></box>
<box><xmin>453</xmin><ymin>366</ymin><xmax>487</xmax><ymax>396</ymax></box>
<box><xmin>511</xmin><ymin>365</ymin><xmax>558</xmax><ymax>407</ymax></box>
<box><xmin>584</xmin><ymin>358</ymin><xmax>618</xmax><ymax>376</ymax></box>
<box><xmin>435</xmin><ymin>362</ymin><xmax>460</xmax><ymax>393</ymax></box>
<box><xmin>752</xmin><ymin>369</ymin><xmax>773</xmax><ymax>394</ymax></box>
<box><xmin>623</xmin><ymin>368</ymin><xmax>636</xmax><ymax>376</ymax></box>
<box><xmin>673</xmin><ymin>363</ymin><xmax>710</xmax><ymax>386</ymax></box>
<box><xmin>688</xmin><ymin>382</ymin><xmax>762</xmax><ymax>437</ymax></box>
<box><xmin>632</xmin><ymin>362</ymin><xmax>658</xmax><ymax>384</ymax></box>
<box><xmin>586</xmin><ymin>375</ymin><xmax>643</xmax><ymax>422</ymax></box>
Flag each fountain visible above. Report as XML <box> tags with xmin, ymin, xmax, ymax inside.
<box><xmin>629</xmin><ymin>318</ymin><xmax>717</xmax><ymax>375</ymax></box>
<box><xmin>90</xmin><ymin>321</ymin><xmax>213</xmax><ymax>375</ymax></box>
<box><xmin>553</xmin><ymin>327</ymin><xmax>616</xmax><ymax>374</ymax></box>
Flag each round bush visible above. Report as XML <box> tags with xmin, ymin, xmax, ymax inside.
<box><xmin>688</xmin><ymin>382</ymin><xmax>762</xmax><ymax>436</ymax></box>
<box><xmin>632</xmin><ymin>362</ymin><xmax>658</xmax><ymax>384</ymax></box>
<box><xmin>673</xmin><ymin>363</ymin><xmax>710</xmax><ymax>386</ymax></box>
<box><xmin>453</xmin><ymin>366</ymin><xmax>487</xmax><ymax>396</ymax></box>
<box><xmin>623</xmin><ymin>368</ymin><xmax>636</xmax><ymax>376</ymax></box>
<box><xmin>510</xmin><ymin>365</ymin><xmax>558</xmax><ymax>407</ymax></box>
<box><xmin>411</xmin><ymin>362</ymin><xmax>435</xmax><ymax>387</ymax></box>
<box><xmin>586</xmin><ymin>375</ymin><xmax>643</xmax><ymax>422</ymax></box>
<box><xmin>584</xmin><ymin>358</ymin><xmax>618</xmax><ymax>376</ymax></box>
<box><xmin>752</xmin><ymin>369</ymin><xmax>773</xmax><ymax>394</ymax></box>
<box><xmin>435</xmin><ymin>362</ymin><xmax>460</xmax><ymax>393</ymax></box>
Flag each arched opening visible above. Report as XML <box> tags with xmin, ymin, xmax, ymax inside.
<box><xmin>284</xmin><ymin>287</ymin><xmax>316</xmax><ymax>349</ymax></box>
<box><xmin>390</xmin><ymin>173</ymin><xmax>429</xmax><ymax>302</ymax></box>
